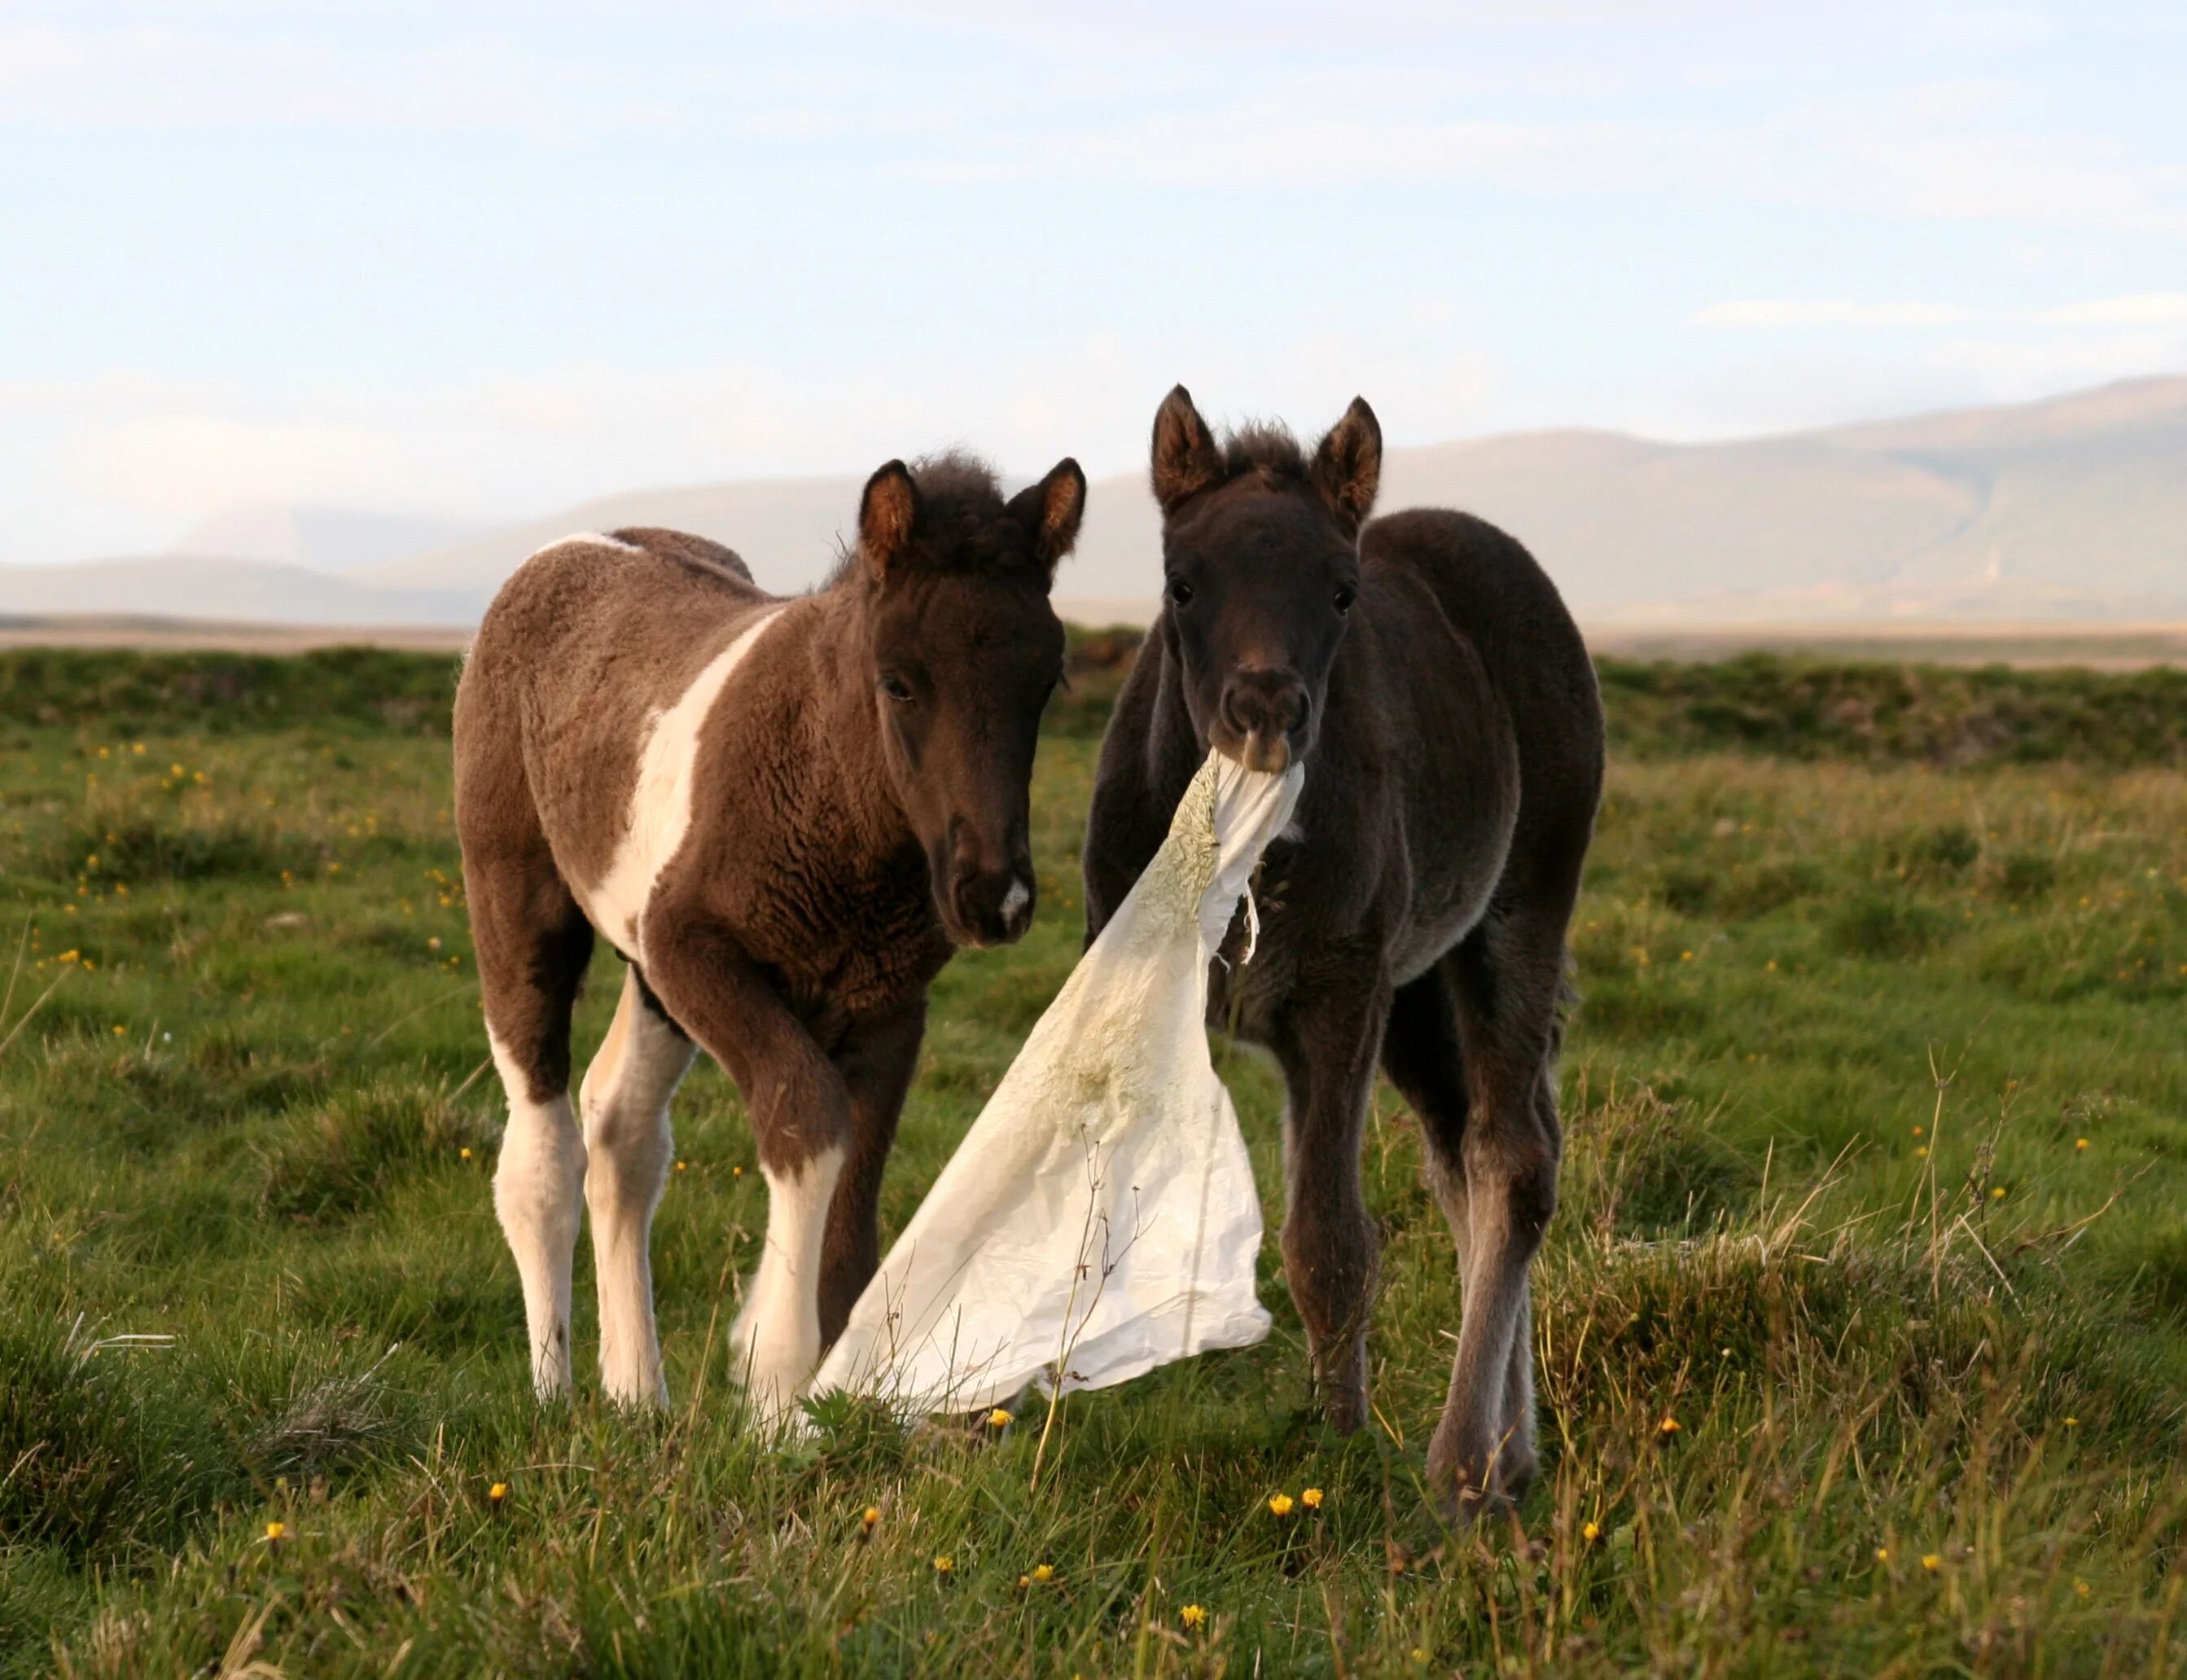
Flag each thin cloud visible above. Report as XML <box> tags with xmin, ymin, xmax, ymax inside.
<box><xmin>2038</xmin><ymin>292</ymin><xmax>2187</xmax><ymax>325</ymax></box>
<box><xmin>1696</xmin><ymin>293</ymin><xmax>2187</xmax><ymax>329</ymax></box>
<box><xmin>1696</xmin><ymin>300</ymin><xmax>1970</xmax><ymax>329</ymax></box>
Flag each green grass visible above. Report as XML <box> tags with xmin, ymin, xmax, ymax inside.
<box><xmin>1</xmin><ymin>658</ymin><xmax>2185</xmax><ymax>1675</ymax></box>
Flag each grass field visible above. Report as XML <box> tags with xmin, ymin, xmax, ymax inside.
<box><xmin>2</xmin><ymin>651</ymin><xmax>2184</xmax><ymax>1676</ymax></box>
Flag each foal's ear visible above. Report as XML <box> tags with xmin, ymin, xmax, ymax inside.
<box><xmin>857</xmin><ymin>459</ymin><xmax>921</xmax><ymax>582</ymax></box>
<box><xmin>1150</xmin><ymin>384</ymin><xmax>1223</xmax><ymax>515</ymax></box>
<box><xmin>1007</xmin><ymin>458</ymin><xmax>1087</xmax><ymax>581</ymax></box>
<box><xmin>1309</xmin><ymin>397</ymin><xmax>1382</xmax><ymax>534</ymax></box>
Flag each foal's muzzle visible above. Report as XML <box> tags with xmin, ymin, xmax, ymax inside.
<box><xmin>1213</xmin><ymin>666</ymin><xmax>1311</xmax><ymax>774</ymax></box>
<box><xmin>937</xmin><ymin>826</ymin><xmax>1037</xmax><ymax>949</ymax></box>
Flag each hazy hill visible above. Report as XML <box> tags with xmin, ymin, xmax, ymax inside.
<box><xmin>366</xmin><ymin>477</ymin><xmax>866</xmax><ymax>603</ymax></box>
<box><xmin>366</xmin><ymin>373</ymin><xmax>2187</xmax><ymax>625</ymax></box>
<box><xmin>0</xmin><ymin>557</ymin><xmax>478</xmax><ymax>627</ymax></box>
<box><xmin>7</xmin><ymin>375</ymin><xmax>2181</xmax><ymax>627</ymax></box>
<box><xmin>168</xmin><ymin>506</ymin><xmax>489</xmax><ymax>575</ymax></box>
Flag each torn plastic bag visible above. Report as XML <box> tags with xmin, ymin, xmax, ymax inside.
<box><xmin>809</xmin><ymin>749</ymin><xmax>1304</xmax><ymax>1416</ymax></box>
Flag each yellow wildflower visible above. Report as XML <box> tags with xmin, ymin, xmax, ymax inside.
<box><xmin>1300</xmin><ymin>1487</ymin><xmax>1324</xmax><ymax>1509</ymax></box>
<box><xmin>931</xmin><ymin>1555</ymin><xmax>952</xmax><ymax>1576</ymax></box>
<box><xmin>265</xmin><ymin>1521</ymin><xmax>286</xmax><ymax>1542</ymax></box>
<box><xmin>1582</xmin><ymin>1520</ymin><xmax>1601</xmax><ymax>1542</ymax></box>
<box><xmin>1922</xmin><ymin>1554</ymin><xmax>1942</xmax><ymax>1572</ymax></box>
<box><xmin>1658</xmin><ymin>1416</ymin><xmax>1681</xmax><ymax>1435</ymax></box>
<box><xmin>488</xmin><ymin>1482</ymin><xmax>507</xmax><ymax>1502</ymax></box>
<box><xmin>1179</xmin><ymin>1604</ymin><xmax>1207</xmax><ymax>1630</ymax></box>
<box><xmin>862</xmin><ymin>1506</ymin><xmax>880</xmax><ymax>1530</ymax></box>
<box><xmin>988</xmin><ymin>1407</ymin><xmax>1013</xmax><ymax>1428</ymax></box>
<box><xmin>1032</xmin><ymin>1563</ymin><xmax>1054</xmax><ymax>1583</ymax></box>
<box><xmin>1268</xmin><ymin>1493</ymin><xmax>1295</xmax><ymax>1516</ymax></box>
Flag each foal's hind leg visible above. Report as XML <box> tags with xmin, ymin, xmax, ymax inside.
<box><xmin>1427</xmin><ymin>918</ymin><xmax>1567</xmax><ymax>1516</ymax></box>
<box><xmin>579</xmin><ymin>967</ymin><xmax>697</xmax><ymax>1406</ymax></box>
<box><xmin>1387</xmin><ymin>962</ymin><xmax>1529</xmax><ymax>1510</ymax></box>
<box><xmin>467</xmin><ymin>849</ymin><xmax>595</xmax><ymax>1400</ymax></box>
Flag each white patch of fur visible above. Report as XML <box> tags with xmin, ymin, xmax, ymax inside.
<box><xmin>580</xmin><ymin>972</ymin><xmax>698</xmax><ymax>1407</ymax></box>
<box><xmin>1000</xmin><ymin>876</ymin><xmax>1031</xmax><ymax>924</ymax></box>
<box><xmin>528</xmin><ymin>529</ymin><xmax>642</xmax><ymax>560</ymax></box>
<box><xmin>584</xmin><ymin>605</ymin><xmax>789</xmax><ymax>958</ymax></box>
<box><xmin>730</xmin><ymin>1145</ymin><xmax>845</xmax><ymax>1424</ymax></box>
<box><xmin>487</xmin><ymin>1029</ymin><xmax>588</xmax><ymax>1400</ymax></box>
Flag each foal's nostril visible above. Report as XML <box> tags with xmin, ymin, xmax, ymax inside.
<box><xmin>1222</xmin><ymin>669</ymin><xmax>1309</xmax><ymax>740</ymax></box>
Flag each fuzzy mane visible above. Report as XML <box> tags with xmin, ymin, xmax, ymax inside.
<box><xmin>1217</xmin><ymin>421</ymin><xmax>1311</xmax><ymax>484</ymax></box>
<box><xmin>830</xmin><ymin>450</ymin><xmax>1043</xmax><ymax>586</ymax></box>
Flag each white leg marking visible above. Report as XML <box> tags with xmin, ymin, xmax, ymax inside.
<box><xmin>488</xmin><ymin>1030</ymin><xmax>587</xmax><ymax>1400</ymax></box>
<box><xmin>584</xmin><ymin>604</ymin><xmax>791</xmax><ymax>957</ymax></box>
<box><xmin>730</xmin><ymin>1144</ymin><xmax>846</xmax><ymax>1426</ymax></box>
<box><xmin>580</xmin><ymin>971</ymin><xmax>697</xmax><ymax>1407</ymax></box>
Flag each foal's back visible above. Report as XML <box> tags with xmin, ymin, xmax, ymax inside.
<box><xmin>456</xmin><ymin>529</ymin><xmax>792</xmax><ymax>913</ymax></box>
<box><xmin>1361</xmin><ymin>507</ymin><xmax>1603</xmax><ymax>876</ymax></box>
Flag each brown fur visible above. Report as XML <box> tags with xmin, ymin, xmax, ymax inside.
<box><xmin>457</xmin><ymin>452</ymin><xmax>1083</xmax><ymax>1385</ymax></box>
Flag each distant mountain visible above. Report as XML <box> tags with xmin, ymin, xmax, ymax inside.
<box><xmin>360</xmin><ymin>374</ymin><xmax>2185</xmax><ymax>625</ymax></box>
<box><xmin>11</xmin><ymin>375</ymin><xmax>2184</xmax><ymax>627</ymax></box>
<box><xmin>0</xmin><ymin>556</ymin><xmax>479</xmax><ymax>626</ymax></box>
<box><xmin>1371</xmin><ymin>375</ymin><xmax>2187</xmax><ymax>624</ymax></box>
<box><xmin>168</xmin><ymin>505</ymin><xmax>490</xmax><ymax>575</ymax></box>
<box><xmin>365</xmin><ymin>477</ymin><xmax>866</xmax><ymax>603</ymax></box>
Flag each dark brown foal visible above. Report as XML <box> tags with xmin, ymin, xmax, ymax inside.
<box><xmin>1085</xmin><ymin>388</ymin><xmax>1601</xmax><ymax>1515</ymax></box>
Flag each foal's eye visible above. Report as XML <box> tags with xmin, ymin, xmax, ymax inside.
<box><xmin>879</xmin><ymin>673</ymin><xmax>914</xmax><ymax>704</ymax></box>
<box><xmin>1332</xmin><ymin>585</ymin><xmax>1357</xmax><ymax>616</ymax></box>
<box><xmin>1165</xmin><ymin>576</ymin><xmax>1195</xmax><ymax>608</ymax></box>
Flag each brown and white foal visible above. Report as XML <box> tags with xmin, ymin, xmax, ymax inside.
<box><xmin>454</xmin><ymin>453</ymin><xmax>1082</xmax><ymax>1415</ymax></box>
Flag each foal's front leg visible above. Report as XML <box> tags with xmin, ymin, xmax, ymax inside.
<box><xmin>643</xmin><ymin>916</ymin><xmax>853</xmax><ymax>1423</ymax></box>
<box><xmin>817</xmin><ymin>999</ymin><xmax>927</xmax><ymax>1346</ymax></box>
<box><xmin>1273</xmin><ymin>976</ymin><xmax>1393</xmax><ymax>1433</ymax></box>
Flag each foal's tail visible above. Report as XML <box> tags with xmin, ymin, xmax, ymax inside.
<box><xmin>608</xmin><ymin>527</ymin><xmax>755</xmax><ymax>586</ymax></box>
<box><xmin>1550</xmin><ymin>947</ymin><xmax>1581</xmax><ymax>1065</ymax></box>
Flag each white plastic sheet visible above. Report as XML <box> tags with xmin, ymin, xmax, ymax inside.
<box><xmin>809</xmin><ymin>750</ymin><xmax>1304</xmax><ymax>1415</ymax></box>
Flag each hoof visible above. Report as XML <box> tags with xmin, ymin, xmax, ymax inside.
<box><xmin>1427</xmin><ymin>1429</ymin><xmax>1530</xmax><ymax>1526</ymax></box>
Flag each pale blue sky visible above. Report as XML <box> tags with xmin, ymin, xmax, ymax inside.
<box><xmin>3</xmin><ymin>1</ymin><xmax>2183</xmax><ymax>564</ymax></box>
